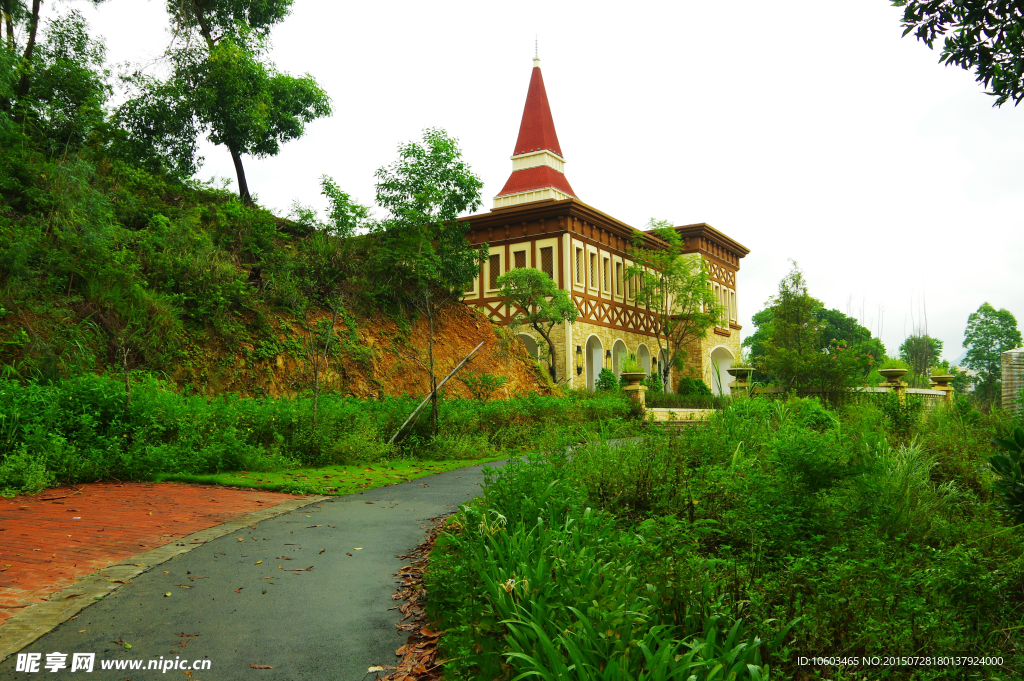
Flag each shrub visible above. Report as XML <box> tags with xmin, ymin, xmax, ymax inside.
<box><xmin>594</xmin><ymin>367</ymin><xmax>618</xmax><ymax>391</ymax></box>
<box><xmin>678</xmin><ymin>376</ymin><xmax>712</xmax><ymax>396</ymax></box>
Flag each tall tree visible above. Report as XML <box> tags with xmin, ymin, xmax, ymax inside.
<box><xmin>963</xmin><ymin>302</ymin><xmax>1022</xmax><ymax>402</ymax></box>
<box><xmin>116</xmin><ymin>0</ymin><xmax>330</xmax><ymax>203</ymax></box>
<box><xmin>624</xmin><ymin>219</ymin><xmax>720</xmax><ymax>392</ymax></box>
<box><xmin>893</xmin><ymin>0</ymin><xmax>1024</xmax><ymax>106</ymax></box>
<box><xmin>1</xmin><ymin>1</ymin><xmax>107</xmax><ymax>122</ymax></box>
<box><xmin>899</xmin><ymin>334</ymin><xmax>943</xmax><ymax>378</ymax></box>
<box><xmin>373</xmin><ymin>128</ymin><xmax>485</xmax><ymax>436</ymax></box>
<box><xmin>745</xmin><ymin>304</ymin><xmax>883</xmax><ymax>385</ymax></box>
<box><xmin>496</xmin><ymin>267</ymin><xmax>578</xmax><ymax>383</ymax></box>
<box><xmin>753</xmin><ymin>262</ymin><xmax>872</xmax><ymax>392</ymax></box>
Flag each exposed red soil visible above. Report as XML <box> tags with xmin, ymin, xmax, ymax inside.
<box><xmin>0</xmin><ymin>483</ymin><xmax>295</xmax><ymax>626</ymax></box>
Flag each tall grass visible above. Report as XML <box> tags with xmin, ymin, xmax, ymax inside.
<box><xmin>0</xmin><ymin>375</ymin><xmax>634</xmax><ymax>494</ymax></box>
<box><xmin>427</xmin><ymin>395</ymin><xmax>1024</xmax><ymax>680</ymax></box>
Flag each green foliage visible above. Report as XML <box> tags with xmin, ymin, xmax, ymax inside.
<box><xmin>618</xmin><ymin>351</ymin><xmax>644</xmax><ymax>374</ymax></box>
<box><xmin>0</xmin><ymin>377</ymin><xmax>633</xmax><ymax>495</ymax></box>
<box><xmin>900</xmin><ymin>334</ymin><xmax>942</xmax><ymax>376</ymax></box>
<box><xmin>990</xmin><ymin>427</ymin><xmax>1024</xmax><ymax>524</ymax></box>
<box><xmin>894</xmin><ymin>0</ymin><xmax>1024</xmax><ymax>106</ymax></box>
<box><xmin>116</xmin><ymin>0</ymin><xmax>330</xmax><ymax>202</ymax></box>
<box><xmin>750</xmin><ymin>262</ymin><xmax>878</xmax><ymax>392</ymax></box>
<box><xmin>880</xmin><ymin>391</ymin><xmax>924</xmax><ymax>437</ymax></box>
<box><xmin>625</xmin><ymin>219</ymin><xmax>720</xmax><ymax>391</ymax></box>
<box><xmin>459</xmin><ymin>370</ymin><xmax>509</xmax><ymax>404</ymax></box>
<box><xmin>677</xmin><ymin>376</ymin><xmax>712</xmax><ymax>396</ymax></box>
<box><xmin>428</xmin><ymin>394</ymin><xmax>1024</xmax><ymax>679</ymax></box>
<box><xmin>595</xmin><ymin>367</ymin><xmax>619</xmax><ymax>392</ymax></box>
<box><xmin>880</xmin><ymin>357</ymin><xmax>910</xmax><ymax>370</ymax></box>
<box><xmin>963</xmin><ymin>301</ymin><xmax>1022</xmax><ymax>403</ymax></box>
<box><xmin>497</xmin><ymin>267</ymin><xmax>577</xmax><ymax>383</ymax></box>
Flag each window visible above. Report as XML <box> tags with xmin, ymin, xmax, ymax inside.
<box><xmin>575</xmin><ymin>248</ymin><xmax>583</xmax><ymax>284</ymax></box>
<box><xmin>730</xmin><ymin>290</ymin><xmax>737</xmax><ymax>322</ymax></box>
<box><xmin>489</xmin><ymin>254</ymin><xmax>501</xmax><ymax>289</ymax></box>
<box><xmin>589</xmin><ymin>253</ymin><xmax>597</xmax><ymax>289</ymax></box>
<box><xmin>615</xmin><ymin>262</ymin><xmax>622</xmax><ymax>295</ymax></box>
<box><xmin>602</xmin><ymin>257</ymin><xmax>610</xmax><ymax>292</ymax></box>
<box><xmin>540</xmin><ymin>247</ymin><xmax>554</xmax><ymax>279</ymax></box>
<box><xmin>514</xmin><ymin>250</ymin><xmax>526</xmax><ymax>269</ymax></box>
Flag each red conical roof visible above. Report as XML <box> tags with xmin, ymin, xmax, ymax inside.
<box><xmin>513</xmin><ymin>65</ymin><xmax>563</xmax><ymax>157</ymax></box>
<box><xmin>495</xmin><ymin>61</ymin><xmax>576</xmax><ymax>202</ymax></box>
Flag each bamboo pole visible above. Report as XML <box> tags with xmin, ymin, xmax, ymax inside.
<box><xmin>388</xmin><ymin>341</ymin><xmax>485</xmax><ymax>445</ymax></box>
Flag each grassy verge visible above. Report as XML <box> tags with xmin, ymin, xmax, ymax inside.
<box><xmin>151</xmin><ymin>457</ymin><xmax>506</xmax><ymax>495</ymax></box>
<box><xmin>426</xmin><ymin>395</ymin><xmax>1024</xmax><ymax>680</ymax></box>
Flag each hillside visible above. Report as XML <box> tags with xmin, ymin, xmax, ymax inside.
<box><xmin>0</xmin><ymin>157</ymin><xmax>548</xmax><ymax>399</ymax></box>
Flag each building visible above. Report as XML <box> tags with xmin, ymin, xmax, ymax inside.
<box><xmin>460</xmin><ymin>55</ymin><xmax>750</xmax><ymax>394</ymax></box>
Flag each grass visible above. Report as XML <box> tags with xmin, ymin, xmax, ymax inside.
<box><xmin>151</xmin><ymin>457</ymin><xmax>507</xmax><ymax>495</ymax></box>
<box><xmin>425</xmin><ymin>395</ymin><xmax>1024</xmax><ymax>680</ymax></box>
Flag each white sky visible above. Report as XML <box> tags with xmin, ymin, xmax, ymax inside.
<box><xmin>67</xmin><ymin>0</ymin><xmax>1024</xmax><ymax>362</ymax></box>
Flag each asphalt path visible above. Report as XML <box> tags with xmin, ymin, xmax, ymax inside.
<box><xmin>1</xmin><ymin>461</ymin><xmax>504</xmax><ymax>681</ymax></box>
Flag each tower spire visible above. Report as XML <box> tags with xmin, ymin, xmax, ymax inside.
<box><xmin>493</xmin><ymin>55</ymin><xmax>576</xmax><ymax>209</ymax></box>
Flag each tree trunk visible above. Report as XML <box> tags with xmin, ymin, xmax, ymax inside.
<box><xmin>121</xmin><ymin>346</ymin><xmax>131</xmax><ymax>409</ymax></box>
<box><xmin>11</xmin><ymin>0</ymin><xmax>40</xmax><ymax>118</ymax></box>
<box><xmin>535</xmin><ymin>323</ymin><xmax>558</xmax><ymax>383</ymax></box>
<box><xmin>230</xmin><ymin>147</ymin><xmax>253</xmax><ymax>206</ymax></box>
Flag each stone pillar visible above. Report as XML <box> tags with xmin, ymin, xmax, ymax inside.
<box><xmin>881</xmin><ymin>379</ymin><xmax>907</xmax><ymax>405</ymax></box>
<box><xmin>729</xmin><ymin>379</ymin><xmax>751</xmax><ymax>398</ymax></box>
<box><xmin>623</xmin><ymin>383</ymin><xmax>647</xmax><ymax>412</ymax></box>
<box><xmin>1004</xmin><ymin>348</ymin><xmax>1024</xmax><ymax>413</ymax></box>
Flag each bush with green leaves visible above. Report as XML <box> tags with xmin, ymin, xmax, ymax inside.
<box><xmin>594</xmin><ymin>367</ymin><xmax>619</xmax><ymax>392</ymax></box>
<box><xmin>426</xmin><ymin>394</ymin><xmax>1024</xmax><ymax>679</ymax></box>
<box><xmin>677</xmin><ymin>376</ymin><xmax>712</xmax><ymax>396</ymax></box>
<box><xmin>0</xmin><ymin>376</ymin><xmax>634</xmax><ymax>495</ymax></box>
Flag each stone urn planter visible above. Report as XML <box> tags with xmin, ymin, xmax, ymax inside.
<box><xmin>930</xmin><ymin>374</ymin><xmax>954</xmax><ymax>388</ymax></box>
<box><xmin>619</xmin><ymin>372</ymin><xmax>648</xmax><ymax>412</ymax></box>
<box><xmin>878</xmin><ymin>367</ymin><xmax>909</xmax><ymax>384</ymax></box>
<box><xmin>727</xmin><ymin>367</ymin><xmax>754</xmax><ymax>381</ymax></box>
<box><xmin>620</xmin><ymin>371</ymin><xmax>647</xmax><ymax>386</ymax></box>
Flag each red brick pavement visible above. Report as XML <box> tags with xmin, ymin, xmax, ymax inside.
<box><xmin>0</xmin><ymin>483</ymin><xmax>297</xmax><ymax>626</ymax></box>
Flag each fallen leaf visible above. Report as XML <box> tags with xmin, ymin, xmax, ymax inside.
<box><xmin>237</xmin><ymin>537</ymin><xmax>245</xmax><ymax>542</ymax></box>
<box><xmin>235</xmin><ymin>588</ymin><xmax>243</xmax><ymax>593</ymax></box>
<box><xmin>78</xmin><ymin>629</ymin><xmax>86</xmax><ymax>633</ymax></box>
<box><xmin>354</xmin><ymin>547</ymin><xmax>363</xmax><ymax>550</ymax></box>
<box><xmin>249</xmin><ymin>663</ymin><xmax>273</xmax><ymax>669</ymax></box>
<box><xmin>306</xmin><ymin>524</ymin><xmax>321</xmax><ymax>528</ymax></box>
<box><xmin>346</xmin><ymin>552</ymin><xmax>352</xmax><ymax>556</ymax></box>
<box><xmin>163</xmin><ymin>570</ymin><xmax>169</xmax><ymax>574</ymax></box>
<box><xmin>64</xmin><ymin>594</ymin><xmax>81</xmax><ymax>599</ymax></box>
<box><xmin>254</xmin><ymin>560</ymin><xmax>263</xmax><ymax>565</ymax></box>
<box><xmin>277</xmin><ymin>556</ymin><xmax>292</xmax><ymax>560</ymax></box>
<box><xmin>163</xmin><ymin>592</ymin><xmax>171</xmax><ymax>597</ymax></box>
<box><xmin>286</xmin><ymin>566</ymin><xmax>314</xmax><ymax>571</ymax></box>
<box><xmin>175</xmin><ymin>633</ymin><xmax>199</xmax><ymax>638</ymax></box>
<box><xmin>177</xmin><ymin>585</ymin><xmax>191</xmax><ymax>589</ymax></box>
<box><xmin>262</xmin><ymin>589</ymin><xmax>267</xmax><ymax>594</ymax></box>
<box><xmin>318</xmin><ymin>548</ymin><xmax>325</xmax><ymax>555</ymax></box>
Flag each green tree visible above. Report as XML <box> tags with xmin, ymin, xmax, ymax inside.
<box><xmin>2</xmin><ymin>7</ymin><xmax>109</xmax><ymax>148</ymax></box>
<box><xmin>754</xmin><ymin>262</ymin><xmax>871</xmax><ymax>392</ymax></box>
<box><xmin>893</xmin><ymin>0</ymin><xmax>1024</xmax><ymax>106</ymax></box>
<box><xmin>116</xmin><ymin>0</ymin><xmax>330</xmax><ymax>204</ymax></box>
<box><xmin>899</xmin><ymin>334</ymin><xmax>943</xmax><ymax>380</ymax></box>
<box><xmin>372</xmin><ymin>128</ymin><xmax>485</xmax><ymax>436</ymax></box>
<box><xmin>496</xmin><ymin>267</ymin><xmax>578</xmax><ymax>384</ymax></box>
<box><xmin>625</xmin><ymin>219</ymin><xmax>720</xmax><ymax>392</ymax></box>
<box><xmin>745</xmin><ymin>293</ymin><xmax>882</xmax><ymax>384</ymax></box>
<box><xmin>963</xmin><ymin>302</ymin><xmax>1022</xmax><ymax>402</ymax></box>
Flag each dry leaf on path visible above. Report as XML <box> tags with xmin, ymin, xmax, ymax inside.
<box><xmin>249</xmin><ymin>663</ymin><xmax>273</xmax><ymax>669</ymax></box>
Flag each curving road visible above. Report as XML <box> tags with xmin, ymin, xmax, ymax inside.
<box><xmin>0</xmin><ymin>462</ymin><xmax>501</xmax><ymax>680</ymax></box>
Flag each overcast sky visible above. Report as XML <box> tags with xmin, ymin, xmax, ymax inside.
<box><xmin>68</xmin><ymin>0</ymin><xmax>1024</xmax><ymax>362</ymax></box>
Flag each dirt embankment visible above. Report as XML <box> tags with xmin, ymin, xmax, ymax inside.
<box><xmin>171</xmin><ymin>303</ymin><xmax>551</xmax><ymax>400</ymax></box>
